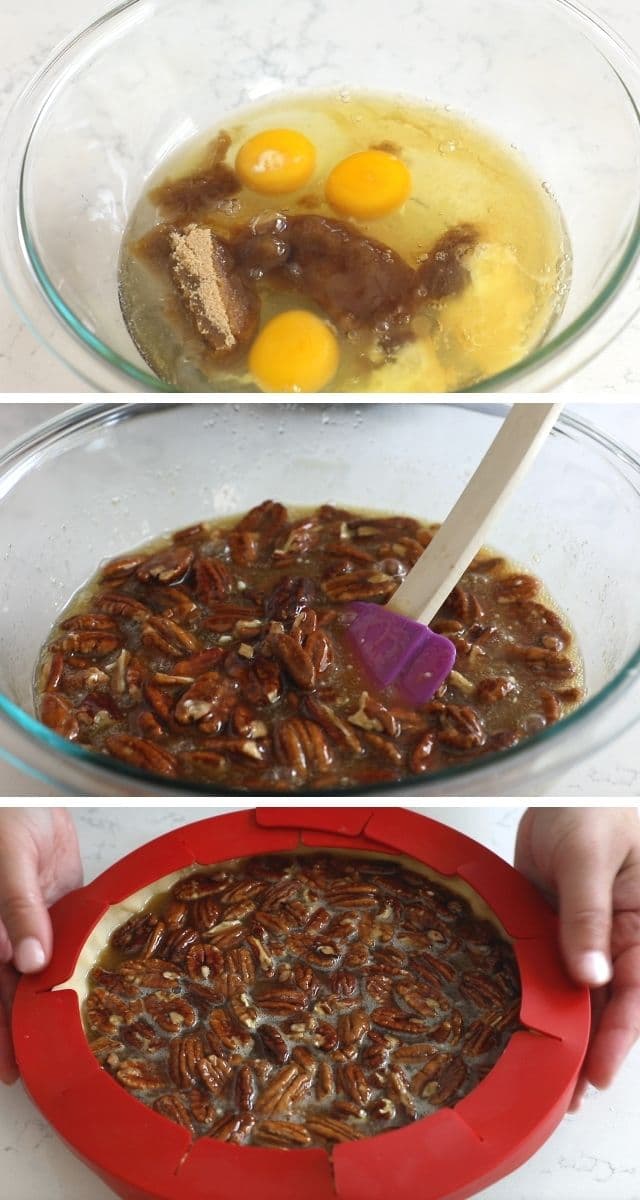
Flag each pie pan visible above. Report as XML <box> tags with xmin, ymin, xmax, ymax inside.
<box><xmin>13</xmin><ymin>808</ymin><xmax>590</xmax><ymax>1200</ymax></box>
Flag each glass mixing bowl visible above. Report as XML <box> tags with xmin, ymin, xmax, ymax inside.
<box><xmin>1</xmin><ymin>0</ymin><xmax>640</xmax><ymax>393</ymax></box>
<box><xmin>0</xmin><ymin>402</ymin><xmax>638</xmax><ymax>797</ymax></box>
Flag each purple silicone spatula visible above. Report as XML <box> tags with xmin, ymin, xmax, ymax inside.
<box><xmin>345</xmin><ymin>403</ymin><xmax>562</xmax><ymax>704</ymax></box>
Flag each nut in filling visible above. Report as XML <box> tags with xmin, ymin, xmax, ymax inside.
<box><xmin>35</xmin><ymin>503</ymin><xmax>583</xmax><ymax>792</ymax></box>
<box><xmin>83</xmin><ymin>853</ymin><xmax>523</xmax><ymax>1147</ymax></box>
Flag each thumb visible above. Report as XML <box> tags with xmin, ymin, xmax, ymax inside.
<box><xmin>556</xmin><ymin>843</ymin><xmax>614</xmax><ymax>989</ymax></box>
<box><xmin>0</xmin><ymin>841</ymin><xmax>52</xmax><ymax>975</ymax></box>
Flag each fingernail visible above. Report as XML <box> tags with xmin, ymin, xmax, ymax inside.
<box><xmin>14</xmin><ymin>937</ymin><xmax>46</xmax><ymax>974</ymax></box>
<box><xmin>577</xmin><ymin>950</ymin><xmax>612</xmax><ymax>986</ymax></box>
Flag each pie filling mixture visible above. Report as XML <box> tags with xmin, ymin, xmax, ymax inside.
<box><xmin>35</xmin><ymin>502</ymin><xmax>583</xmax><ymax>792</ymax></box>
<box><xmin>79</xmin><ymin>852</ymin><xmax>523</xmax><ymax>1147</ymax></box>
<box><xmin>119</xmin><ymin>91</ymin><xmax>568</xmax><ymax>392</ymax></box>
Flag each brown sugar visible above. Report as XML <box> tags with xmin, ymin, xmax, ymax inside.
<box><xmin>169</xmin><ymin>225</ymin><xmax>259</xmax><ymax>355</ymax></box>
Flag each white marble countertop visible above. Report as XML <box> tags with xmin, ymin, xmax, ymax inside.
<box><xmin>0</xmin><ymin>805</ymin><xmax>638</xmax><ymax>1199</ymax></box>
<box><xmin>0</xmin><ymin>400</ymin><xmax>638</xmax><ymax>797</ymax></box>
<box><xmin>0</xmin><ymin>0</ymin><xmax>639</xmax><ymax>393</ymax></box>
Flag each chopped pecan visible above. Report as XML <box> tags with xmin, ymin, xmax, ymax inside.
<box><xmin>475</xmin><ymin>675</ymin><xmax>516</xmax><ymax>704</ymax></box>
<box><xmin>236</xmin><ymin>501</ymin><xmax>288</xmax><ymax>536</ymax></box>
<box><xmin>174</xmin><ymin>671</ymin><xmax>237</xmax><ymax>728</ymax></box>
<box><xmin>303</xmin><ymin>696</ymin><xmax>363</xmax><ymax>753</ymax></box>
<box><xmin>444</xmin><ymin>586</ymin><xmax>484</xmax><ymax>624</ymax></box>
<box><xmin>339</xmin><ymin>1064</ymin><xmax>371</xmax><ymax>1106</ymax></box>
<box><xmin>407</xmin><ymin>731</ymin><xmax>436</xmax><ymax>774</ymax></box>
<box><xmin>495</xmin><ymin>574</ymin><xmax>539</xmax><ymax>602</ymax></box>
<box><xmin>437</xmin><ymin>704</ymin><xmax>486</xmax><ymax>750</ymax></box>
<box><xmin>141</xmin><ymin>615</ymin><xmax>200</xmax><ymax>657</ymax></box>
<box><xmin>178</xmin><ymin>750</ymin><xmax>227</xmax><ymax>780</ymax></box>
<box><xmin>539</xmin><ymin>689</ymin><xmax>561</xmax><ymax>723</ymax></box>
<box><xmin>270</xmin><ymin>632</ymin><xmax>317</xmax><ymax>690</ymax></box>
<box><xmin>137</xmin><ymin>546</ymin><xmax>194</xmax><ymax>585</ymax></box>
<box><xmin>509</xmin><ymin>645</ymin><xmax>574</xmax><ymax>679</ymax></box>
<box><xmin>152</xmin><ymin>586</ymin><xmax>198</xmax><ymax>622</ymax></box>
<box><xmin>101</xmin><ymin>553</ymin><xmax>148</xmax><ymax>580</ymax></box>
<box><xmin>38</xmin><ymin>650</ymin><xmax>65</xmax><ymax>692</ymax></box>
<box><xmin>321</xmin><ymin>567</ymin><xmax>396</xmax><ymax>602</ymax></box>
<box><xmin>143</xmin><ymin>682</ymin><xmax>175</xmax><ymax>726</ymax></box>
<box><xmin>40</xmin><ymin>693</ymin><xmax>79</xmax><ymax>740</ymax></box>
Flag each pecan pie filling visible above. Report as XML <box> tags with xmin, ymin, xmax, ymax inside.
<box><xmin>36</xmin><ymin>503</ymin><xmax>583</xmax><ymax>791</ymax></box>
<box><xmin>82</xmin><ymin>853</ymin><xmax>522</xmax><ymax>1148</ymax></box>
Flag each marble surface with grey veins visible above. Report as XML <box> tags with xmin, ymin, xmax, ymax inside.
<box><xmin>0</xmin><ymin>0</ymin><xmax>639</xmax><ymax>391</ymax></box>
<box><xmin>0</xmin><ymin>806</ymin><xmax>638</xmax><ymax>1199</ymax></box>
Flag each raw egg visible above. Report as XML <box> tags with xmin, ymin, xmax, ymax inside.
<box><xmin>249</xmin><ymin>310</ymin><xmax>339</xmax><ymax>392</ymax></box>
<box><xmin>235</xmin><ymin>129</ymin><xmax>316</xmax><ymax>195</ymax></box>
<box><xmin>326</xmin><ymin>149</ymin><xmax>412</xmax><ymax>219</ymax></box>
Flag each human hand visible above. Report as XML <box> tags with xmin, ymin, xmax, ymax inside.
<box><xmin>0</xmin><ymin>809</ymin><xmax>82</xmax><ymax>1084</ymax></box>
<box><xmin>515</xmin><ymin>806</ymin><xmax>640</xmax><ymax>1111</ymax></box>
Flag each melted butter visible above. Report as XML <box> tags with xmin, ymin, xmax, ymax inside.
<box><xmin>119</xmin><ymin>90</ymin><xmax>568</xmax><ymax>392</ymax></box>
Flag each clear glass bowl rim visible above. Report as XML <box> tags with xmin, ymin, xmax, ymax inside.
<box><xmin>0</xmin><ymin>400</ymin><xmax>639</xmax><ymax>797</ymax></box>
<box><xmin>4</xmin><ymin>0</ymin><xmax>640</xmax><ymax>392</ymax></box>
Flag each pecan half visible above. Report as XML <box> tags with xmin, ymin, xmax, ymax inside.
<box><xmin>137</xmin><ymin>546</ymin><xmax>194</xmax><ymax>585</ymax></box>
<box><xmin>104</xmin><ymin>734</ymin><xmax>178</xmax><ymax>777</ymax></box>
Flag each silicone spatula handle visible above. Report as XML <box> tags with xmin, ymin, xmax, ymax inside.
<box><xmin>387</xmin><ymin>403</ymin><xmax>563</xmax><ymax>627</ymax></box>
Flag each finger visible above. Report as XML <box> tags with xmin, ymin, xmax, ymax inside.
<box><xmin>567</xmin><ymin>984</ymin><xmax>608</xmax><ymax>1110</ymax></box>
<box><xmin>555</xmin><ymin>840</ymin><xmax>616</xmax><ymax>987</ymax></box>
<box><xmin>0</xmin><ymin>920</ymin><xmax>12</xmax><ymax>965</ymax></box>
<box><xmin>581</xmin><ymin>945</ymin><xmax>640</xmax><ymax>1089</ymax></box>
<box><xmin>0</xmin><ymin>965</ymin><xmax>19</xmax><ymax>1085</ymax></box>
<box><xmin>567</xmin><ymin>1073</ymin><xmax>590</xmax><ymax>1113</ymax></box>
<box><xmin>0</xmin><ymin>842</ymin><xmax>52</xmax><ymax>973</ymax></box>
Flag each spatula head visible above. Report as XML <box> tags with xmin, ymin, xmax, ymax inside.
<box><xmin>345</xmin><ymin>602</ymin><xmax>456</xmax><ymax>705</ymax></box>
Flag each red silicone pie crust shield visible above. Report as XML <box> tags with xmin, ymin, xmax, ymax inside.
<box><xmin>13</xmin><ymin>808</ymin><xmax>590</xmax><ymax>1200</ymax></box>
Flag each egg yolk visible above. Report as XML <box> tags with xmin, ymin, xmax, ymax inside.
<box><xmin>235</xmin><ymin>129</ymin><xmax>316</xmax><ymax>195</ymax></box>
<box><xmin>249</xmin><ymin>310</ymin><xmax>339</xmax><ymax>393</ymax></box>
<box><xmin>325</xmin><ymin>149</ymin><xmax>412</xmax><ymax>219</ymax></box>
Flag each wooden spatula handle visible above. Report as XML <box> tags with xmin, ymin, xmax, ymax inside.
<box><xmin>387</xmin><ymin>403</ymin><xmax>562</xmax><ymax>627</ymax></box>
